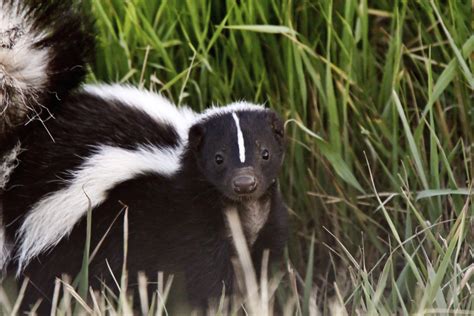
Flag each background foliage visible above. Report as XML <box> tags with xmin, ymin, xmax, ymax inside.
<box><xmin>88</xmin><ymin>0</ymin><xmax>473</xmax><ymax>313</ymax></box>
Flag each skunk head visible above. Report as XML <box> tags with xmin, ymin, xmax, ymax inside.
<box><xmin>189</xmin><ymin>103</ymin><xmax>285</xmax><ymax>201</ymax></box>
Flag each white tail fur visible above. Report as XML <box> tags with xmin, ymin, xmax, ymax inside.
<box><xmin>0</xmin><ymin>1</ymin><xmax>50</xmax><ymax>128</ymax></box>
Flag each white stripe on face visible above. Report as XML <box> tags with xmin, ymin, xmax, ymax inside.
<box><xmin>232</xmin><ymin>113</ymin><xmax>246</xmax><ymax>163</ymax></box>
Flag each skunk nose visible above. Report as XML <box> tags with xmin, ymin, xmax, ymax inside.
<box><xmin>233</xmin><ymin>175</ymin><xmax>257</xmax><ymax>194</ymax></box>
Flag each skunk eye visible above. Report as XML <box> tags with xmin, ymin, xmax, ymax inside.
<box><xmin>261</xmin><ymin>149</ymin><xmax>270</xmax><ymax>160</ymax></box>
<box><xmin>215</xmin><ymin>154</ymin><xmax>224</xmax><ymax>165</ymax></box>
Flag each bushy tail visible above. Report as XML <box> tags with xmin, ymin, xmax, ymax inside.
<box><xmin>0</xmin><ymin>0</ymin><xmax>94</xmax><ymax>138</ymax></box>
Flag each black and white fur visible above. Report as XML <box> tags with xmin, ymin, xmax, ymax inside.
<box><xmin>0</xmin><ymin>1</ymin><xmax>288</xmax><ymax>313</ymax></box>
<box><xmin>0</xmin><ymin>0</ymin><xmax>93</xmax><ymax>140</ymax></box>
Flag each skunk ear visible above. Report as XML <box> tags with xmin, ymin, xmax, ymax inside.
<box><xmin>267</xmin><ymin>111</ymin><xmax>285</xmax><ymax>142</ymax></box>
<box><xmin>188</xmin><ymin>123</ymin><xmax>206</xmax><ymax>150</ymax></box>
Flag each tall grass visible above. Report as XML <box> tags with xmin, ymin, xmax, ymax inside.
<box><xmin>1</xmin><ymin>0</ymin><xmax>473</xmax><ymax>314</ymax></box>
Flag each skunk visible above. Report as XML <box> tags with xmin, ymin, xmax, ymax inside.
<box><xmin>3</xmin><ymin>85</ymin><xmax>289</xmax><ymax>311</ymax></box>
<box><xmin>0</xmin><ymin>1</ymin><xmax>288</xmax><ymax>313</ymax></box>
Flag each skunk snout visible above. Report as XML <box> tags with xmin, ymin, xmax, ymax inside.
<box><xmin>232</xmin><ymin>168</ymin><xmax>257</xmax><ymax>194</ymax></box>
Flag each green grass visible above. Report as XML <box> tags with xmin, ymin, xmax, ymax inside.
<box><xmin>2</xmin><ymin>0</ymin><xmax>473</xmax><ymax>314</ymax></box>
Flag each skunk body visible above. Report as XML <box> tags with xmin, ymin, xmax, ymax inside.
<box><xmin>0</xmin><ymin>1</ymin><xmax>288</xmax><ymax>313</ymax></box>
<box><xmin>3</xmin><ymin>85</ymin><xmax>288</xmax><ymax>311</ymax></box>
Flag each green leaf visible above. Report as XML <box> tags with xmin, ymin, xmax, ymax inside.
<box><xmin>224</xmin><ymin>24</ymin><xmax>296</xmax><ymax>35</ymax></box>
<box><xmin>416</xmin><ymin>188</ymin><xmax>473</xmax><ymax>200</ymax></box>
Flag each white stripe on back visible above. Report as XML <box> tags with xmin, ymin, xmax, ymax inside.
<box><xmin>199</xmin><ymin>101</ymin><xmax>265</xmax><ymax>121</ymax></box>
<box><xmin>16</xmin><ymin>144</ymin><xmax>183</xmax><ymax>273</ymax></box>
<box><xmin>232</xmin><ymin>113</ymin><xmax>246</xmax><ymax>163</ymax></box>
<box><xmin>84</xmin><ymin>84</ymin><xmax>198</xmax><ymax>141</ymax></box>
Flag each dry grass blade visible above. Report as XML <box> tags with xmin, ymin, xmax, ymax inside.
<box><xmin>0</xmin><ymin>286</ymin><xmax>12</xmax><ymax>314</ymax></box>
<box><xmin>138</xmin><ymin>272</ymin><xmax>149</xmax><ymax>315</ymax></box>
<box><xmin>60</xmin><ymin>281</ymin><xmax>94</xmax><ymax>314</ymax></box>
<box><xmin>11</xmin><ymin>278</ymin><xmax>28</xmax><ymax>315</ymax></box>
<box><xmin>50</xmin><ymin>278</ymin><xmax>61</xmax><ymax>316</ymax></box>
<box><xmin>225</xmin><ymin>207</ymin><xmax>261</xmax><ymax>315</ymax></box>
